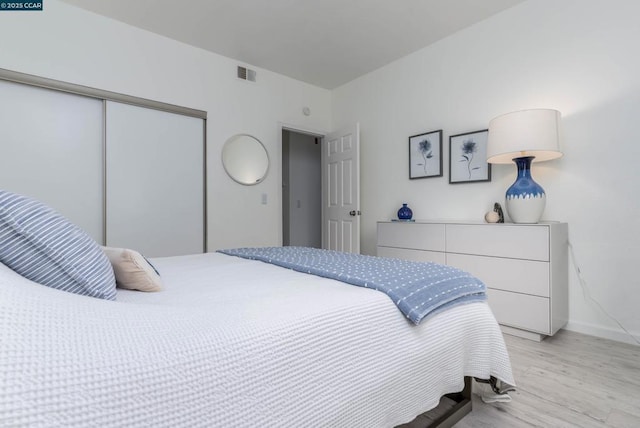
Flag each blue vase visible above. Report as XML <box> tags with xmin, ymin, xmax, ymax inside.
<box><xmin>397</xmin><ymin>203</ymin><xmax>413</xmax><ymax>220</ymax></box>
<box><xmin>505</xmin><ymin>156</ymin><xmax>546</xmax><ymax>223</ymax></box>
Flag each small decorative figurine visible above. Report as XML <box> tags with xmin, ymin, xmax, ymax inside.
<box><xmin>484</xmin><ymin>210</ymin><xmax>499</xmax><ymax>223</ymax></box>
<box><xmin>493</xmin><ymin>202</ymin><xmax>505</xmax><ymax>223</ymax></box>
<box><xmin>485</xmin><ymin>202</ymin><xmax>505</xmax><ymax>223</ymax></box>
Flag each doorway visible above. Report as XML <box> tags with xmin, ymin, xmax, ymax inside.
<box><xmin>282</xmin><ymin>128</ymin><xmax>322</xmax><ymax>248</ymax></box>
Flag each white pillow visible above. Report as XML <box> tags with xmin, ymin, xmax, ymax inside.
<box><xmin>102</xmin><ymin>247</ymin><xmax>162</xmax><ymax>292</ymax></box>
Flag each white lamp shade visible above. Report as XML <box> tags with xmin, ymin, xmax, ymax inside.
<box><xmin>487</xmin><ymin>109</ymin><xmax>563</xmax><ymax>164</ymax></box>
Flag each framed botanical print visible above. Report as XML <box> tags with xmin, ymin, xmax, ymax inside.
<box><xmin>409</xmin><ymin>130</ymin><xmax>443</xmax><ymax>179</ymax></box>
<box><xmin>449</xmin><ymin>129</ymin><xmax>491</xmax><ymax>183</ymax></box>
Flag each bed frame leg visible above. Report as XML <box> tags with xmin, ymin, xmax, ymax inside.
<box><xmin>428</xmin><ymin>376</ymin><xmax>472</xmax><ymax>428</ymax></box>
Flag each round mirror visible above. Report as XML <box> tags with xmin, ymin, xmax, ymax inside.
<box><xmin>221</xmin><ymin>134</ymin><xmax>269</xmax><ymax>185</ymax></box>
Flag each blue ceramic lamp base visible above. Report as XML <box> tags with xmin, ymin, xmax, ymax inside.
<box><xmin>505</xmin><ymin>156</ymin><xmax>546</xmax><ymax>224</ymax></box>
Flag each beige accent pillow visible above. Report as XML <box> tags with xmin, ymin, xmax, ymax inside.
<box><xmin>101</xmin><ymin>246</ymin><xmax>163</xmax><ymax>292</ymax></box>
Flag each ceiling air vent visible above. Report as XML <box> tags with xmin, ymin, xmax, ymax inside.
<box><xmin>237</xmin><ymin>66</ymin><xmax>256</xmax><ymax>82</ymax></box>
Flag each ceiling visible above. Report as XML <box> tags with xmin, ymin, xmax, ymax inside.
<box><xmin>60</xmin><ymin>0</ymin><xmax>525</xmax><ymax>89</ymax></box>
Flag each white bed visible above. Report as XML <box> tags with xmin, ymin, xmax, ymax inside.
<box><xmin>1</xmin><ymin>251</ymin><xmax>514</xmax><ymax>427</ymax></box>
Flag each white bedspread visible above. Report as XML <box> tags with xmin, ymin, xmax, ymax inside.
<box><xmin>0</xmin><ymin>252</ymin><xmax>514</xmax><ymax>427</ymax></box>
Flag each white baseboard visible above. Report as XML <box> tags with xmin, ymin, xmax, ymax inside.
<box><xmin>500</xmin><ymin>325</ymin><xmax>544</xmax><ymax>342</ymax></box>
<box><xmin>564</xmin><ymin>321</ymin><xmax>640</xmax><ymax>346</ymax></box>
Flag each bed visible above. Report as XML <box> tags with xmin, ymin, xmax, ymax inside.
<box><xmin>0</xmin><ymin>250</ymin><xmax>513</xmax><ymax>427</ymax></box>
<box><xmin>0</xmin><ymin>190</ymin><xmax>514</xmax><ymax>427</ymax></box>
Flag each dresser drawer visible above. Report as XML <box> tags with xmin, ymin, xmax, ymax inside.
<box><xmin>446</xmin><ymin>224</ymin><xmax>549</xmax><ymax>261</ymax></box>
<box><xmin>377</xmin><ymin>222</ymin><xmax>445</xmax><ymax>252</ymax></box>
<box><xmin>487</xmin><ymin>289</ymin><xmax>550</xmax><ymax>334</ymax></box>
<box><xmin>377</xmin><ymin>246</ymin><xmax>446</xmax><ymax>264</ymax></box>
<box><xmin>447</xmin><ymin>253</ymin><xmax>549</xmax><ymax>297</ymax></box>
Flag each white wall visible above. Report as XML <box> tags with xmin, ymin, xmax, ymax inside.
<box><xmin>332</xmin><ymin>0</ymin><xmax>640</xmax><ymax>344</ymax></box>
<box><xmin>0</xmin><ymin>0</ymin><xmax>331</xmax><ymax>251</ymax></box>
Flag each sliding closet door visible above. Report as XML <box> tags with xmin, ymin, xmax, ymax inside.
<box><xmin>105</xmin><ymin>101</ymin><xmax>204</xmax><ymax>257</ymax></box>
<box><xmin>0</xmin><ymin>80</ymin><xmax>103</xmax><ymax>241</ymax></box>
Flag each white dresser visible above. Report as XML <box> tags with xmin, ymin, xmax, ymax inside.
<box><xmin>377</xmin><ymin>221</ymin><xmax>568</xmax><ymax>341</ymax></box>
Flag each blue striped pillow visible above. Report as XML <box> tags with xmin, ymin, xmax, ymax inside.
<box><xmin>0</xmin><ymin>190</ymin><xmax>116</xmax><ymax>300</ymax></box>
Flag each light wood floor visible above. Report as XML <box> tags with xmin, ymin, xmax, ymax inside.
<box><xmin>454</xmin><ymin>329</ymin><xmax>640</xmax><ymax>427</ymax></box>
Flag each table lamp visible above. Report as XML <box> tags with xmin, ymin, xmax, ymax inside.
<box><xmin>487</xmin><ymin>109</ymin><xmax>562</xmax><ymax>223</ymax></box>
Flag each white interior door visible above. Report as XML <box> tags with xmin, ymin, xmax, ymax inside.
<box><xmin>321</xmin><ymin>123</ymin><xmax>360</xmax><ymax>253</ymax></box>
<box><xmin>105</xmin><ymin>101</ymin><xmax>205</xmax><ymax>257</ymax></box>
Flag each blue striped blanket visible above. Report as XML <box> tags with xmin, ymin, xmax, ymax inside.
<box><xmin>218</xmin><ymin>247</ymin><xmax>486</xmax><ymax>324</ymax></box>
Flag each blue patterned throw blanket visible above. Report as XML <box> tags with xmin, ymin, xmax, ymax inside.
<box><xmin>218</xmin><ymin>247</ymin><xmax>486</xmax><ymax>324</ymax></box>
